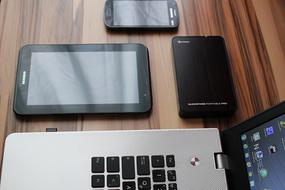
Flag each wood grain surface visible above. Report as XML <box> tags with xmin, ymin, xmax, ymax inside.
<box><xmin>0</xmin><ymin>0</ymin><xmax>284</xmax><ymax>165</ymax></box>
<box><xmin>252</xmin><ymin>0</ymin><xmax>285</xmax><ymax>100</ymax></box>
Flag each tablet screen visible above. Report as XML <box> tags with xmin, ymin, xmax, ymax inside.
<box><xmin>27</xmin><ymin>51</ymin><xmax>139</xmax><ymax>105</ymax></box>
<box><xmin>241</xmin><ymin>114</ymin><xmax>285</xmax><ymax>190</ymax></box>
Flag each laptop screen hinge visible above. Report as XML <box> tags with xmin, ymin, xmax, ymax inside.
<box><xmin>215</xmin><ymin>153</ymin><xmax>230</xmax><ymax>170</ymax></box>
<box><xmin>46</xmin><ymin>128</ymin><xmax>58</xmax><ymax>132</ymax></box>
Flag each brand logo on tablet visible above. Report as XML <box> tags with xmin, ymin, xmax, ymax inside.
<box><xmin>177</xmin><ymin>40</ymin><xmax>190</xmax><ymax>44</ymax></box>
<box><xmin>21</xmin><ymin>71</ymin><xmax>26</xmax><ymax>85</ymax></box>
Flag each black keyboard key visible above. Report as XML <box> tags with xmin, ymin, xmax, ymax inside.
<box><xmin>107</xmin><ymin>174</ymin><xmax>120</xmax><ymax>187</ymax></box>
<box><xmin>107</xmin><ymin>157</ymin><xmax>120</xmax><ymax>173</ymax></box>
<box><xmin>152</xmin><ymin>169</ymin><xmax>166</xmax><ymax>182</ymax></box>
<box><xmin>168</xmin><ymin>170</ymin><xmax>176</xmax><ymax>181</ymax></box>
<box><xmin>122</xmin><ymin>156</ymin><xmax>135</xmax><ymax>179</ymax></box>
<box><xmin>154</xmin><ymin>184</ymin><xmax>166</xmax><ymax>190</ymax></box>
<box><xmin>123</xmin><ymin>181</ymin><xmax>136</xmax><ymax>190</ymax></box>
<box><xmin>137</xmin><ymin>156</ymin><xmax>150</xmax><ymax>175</ymax></box>
<box><xmin>138</xmin><ymin>177</ymin><xmax>151</xmax><ymax>190</ymax></box>
<box><xmin>91</xmin><ymin>175</ymin><xmax>104</xmax><ymax>188</ymax></box>
<box><xmin>92</xmin><ymin>157</ymin><xmax>104</xmax><ymax>173</ymax></box>
<box><xmin>151</xmin><ymin>155</ymin><xmax>165</xmax><ymax>168</ymax></box>
<box><xmin>169</xmin><ymin>183</ymin><xmax>178</xmax><ymax>190</ymax></box>
<box><xmin>166</xmin><ymin>155</ymin><xmax>175</xmax><ymax>167</ymax></box>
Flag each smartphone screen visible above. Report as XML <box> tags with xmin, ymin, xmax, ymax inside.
<box><xmin>113</xmin><ymin>1</ymin><xmax>169</xmax><ymax>26</ymax></box>
<box><xmin>105</xmin><ymin>0</ymin><xmax>179</xmax><ymax>29</ymax></box>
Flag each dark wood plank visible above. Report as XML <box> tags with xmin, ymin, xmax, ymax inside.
<box><xmin>252</xmin><ymin>0</ymin><xmax>285</xmax><ymax>100</ymax></box>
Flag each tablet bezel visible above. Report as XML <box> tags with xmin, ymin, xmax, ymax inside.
<box><xmin>221</xmin><ymin>101</ymin><xmax>285</xmax><ymax>190</ymax></box>
<box><xmin>14</xmin><ymin>44</ymin><xmax>152</xmax><ymax>115</ymax></box>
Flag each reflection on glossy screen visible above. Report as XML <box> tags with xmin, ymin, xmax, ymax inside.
<box><xmin>113</xmin><ymin>1</ymin><xmax>169</xmax><ymax>26</ymax></box>
<box><xmin>27</xmin><ymin>52</ymin><xmax>139</xmax><ymax>105</ymax></box>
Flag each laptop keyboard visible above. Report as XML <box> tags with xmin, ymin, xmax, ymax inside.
<box><xmin>91</xmin><ymin>155</ymin><xmax>177</xmax><ymax>190</ymax></box>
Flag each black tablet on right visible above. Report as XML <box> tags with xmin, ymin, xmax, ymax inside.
<box><xmin>172</xmin><ymin>36</ymin><xmax>237</xmax><ymax>118</ymax></box>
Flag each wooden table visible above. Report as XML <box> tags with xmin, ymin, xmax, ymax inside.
<box><xmin>0</xmin><ymin>0</ymin><xmax>284</xmax><ymax>166</ymax></box>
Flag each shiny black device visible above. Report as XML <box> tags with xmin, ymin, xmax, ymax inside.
<box><xmin>222</xmin><ymin>101</ymin><xmax>285</xmax><ymax>190</ymax></box>
<box><xmin>104</xmin><ymin>0</ymin><xmax>179</xmax><ymax>30</ymax></box>
<box><xmin>14</xmin><ymin>44</ymin><xmax>152</xmax><ymax>115</ymax></box>
<box><xmin>172</xmin><ymin>36</ymin><xmax>236</xmax><ymax>117</ymax></box>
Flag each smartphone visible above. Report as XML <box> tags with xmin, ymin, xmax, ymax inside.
<box><xmin>104</xmin><ymin>0</ymin><xmax>179</xmax><ymax>30</ymax></box>
<box><xmin>172</xmin><ymin>36</ymin><xmax>237</xmax><ymax>118</ymax></box>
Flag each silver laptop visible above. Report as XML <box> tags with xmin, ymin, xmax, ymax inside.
<box><xmin>0</xmin><ymin>102</ymin><xmax>284</xmax><ymax>190</ymax></box>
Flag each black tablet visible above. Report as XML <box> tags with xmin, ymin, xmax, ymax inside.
<box><xmin>222</xmin><ymin>102</ymin><xmax>285</xmax><ymax>190</ymax></box>
<box><xmin>14</xmin><ymin>44</ymin><xmax>152</xmax><ymax>115</ymax></box>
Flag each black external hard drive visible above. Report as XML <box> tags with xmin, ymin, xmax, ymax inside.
<box><xmin>172</xmin><ymin>36</ymin><xmax>237</xmax><ymax>118</ymax></box>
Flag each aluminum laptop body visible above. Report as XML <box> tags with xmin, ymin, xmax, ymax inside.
<box><xmin>0</xmin><ymin>102</ymin><xmax>284</xmax><ymax>190</ymax></box>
